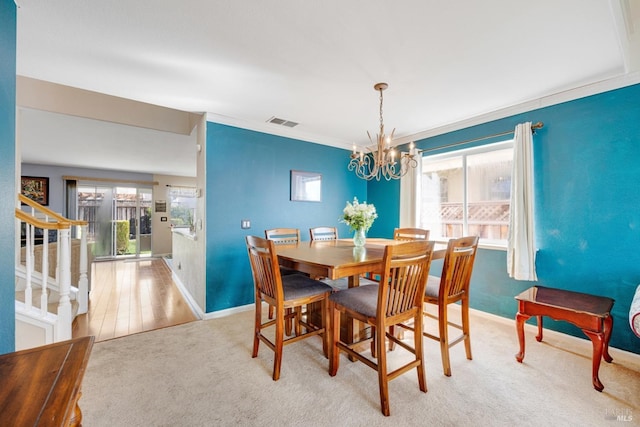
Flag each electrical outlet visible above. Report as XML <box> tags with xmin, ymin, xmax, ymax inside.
<box><xmin>241</xmin><ymin>219</ymin><xmax>251</xmax><ymax>229</ymax></box>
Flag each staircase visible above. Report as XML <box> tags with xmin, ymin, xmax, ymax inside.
<box><xmin>15</xmin><ymin>194</ymin><xmax>89</xmax><ymax>350</ymax></box>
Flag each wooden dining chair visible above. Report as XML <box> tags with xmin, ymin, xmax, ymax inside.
<box><xmin>400</xmin><ymin>235</ymin><xmax>479</xmax><ymax>376</ymax></box>
<box><xmin>246</xmin><ymin>235</ymin><xmax>333</xmax><ymax>381</ymax></box>
<box><xmin>309</xmin><ymin>225</ymin><xmax>377</xmax><ymax>291</ymax></box>
<box><xmin>309</xmin><ymin>225</ymin><xmax>341</xmax><ymax>288</ymax></box>
<box><xmin>264</xmin><ymin>228</ymin><xmax>302</xmax><ymax>321</ymax></box>
<box><xmin>309</xmin><ymin>226</ymin><xmax>338</xmax><ymax>241</ymax></box>
<box><xmin>393</xmin><ymin>227</ymin><xmax>430</xmax><ymax>241</ymax></box>
<box><xmin>329</xmin><ymin>240</ymin><xmax>435</xmax><ymax>416</ymax></box>
<box><xmin>364</xmin><ymin>228</ymin><xmax>429</xmax><ymax>285</ymax></box>
<box><xmin>265</xmin><ymin>228</ymin><xmax>300</xmax><ymax>245</ymax></box>
<box><xmin>386</xmin><ymin>228</ymin><xmax>430</xmax><ymax>349</ymax></box>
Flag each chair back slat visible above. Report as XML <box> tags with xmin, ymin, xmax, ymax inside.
<box><xmin>246</xmin><ymin>235</ymin><xmax>283</xmax><ymax>302</ymax></box>
<box><xmin>378</xmin><ymin>240</ymin><xmax>435</xmax><ymax>318</ymax></box>
<box><xmin>440</xmin><ymin>236</ymin><xmax>479</xmax><ymax>300</ymax></box>
<box><xmin>393</xmin><ymin>227</ymin><xmax>430</xmax><ymax>241</ymax></box>
<box><xmin>265</xmin><ymin>228</ymin><xmax>300</xmax><ymax>245</ymax></box>
<box><xmin>309</xmin><ymin>226</ymin><xmax>338</xmax><ymax>241</ymax></box>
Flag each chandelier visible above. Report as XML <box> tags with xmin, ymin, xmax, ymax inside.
<box><xmin>348</xmin><ymin>83</ymin><xmax>417</xmax><ymax>181</ymax></box>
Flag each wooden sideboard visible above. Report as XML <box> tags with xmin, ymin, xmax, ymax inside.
<box><xmin>0</xmin><ymin>336</ymin><xmax>94</xmax><ymax>426</ymax></box>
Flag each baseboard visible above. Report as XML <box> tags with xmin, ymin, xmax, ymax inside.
<box><xmin>167</xmin><ymin>270</ymin><xmax>205</xmax><ymax>320</ymax></box>
<box><xmin>203</xmin><ymin>304</ymin><xmax>254</xmax><ymax>320</ymax></box>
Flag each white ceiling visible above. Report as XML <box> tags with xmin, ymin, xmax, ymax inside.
<box><xmin>15</xmin><ymin>0</ymin><xmax>640</xmax><ymax>177</ymax></box>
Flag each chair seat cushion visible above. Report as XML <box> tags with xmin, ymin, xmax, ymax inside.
<box><xmin>424</xmin><ymin>275</ymin><xmax>440</xmax><ymax>298</ymax></box>
<box><xmin>321</xmin><ymin>277</ymin><xmax>379</xmax><ymax>291</ymax></box>
<box><xmin>329</xmin><ymin>285</ymin><xmax>379</xmax><ymax>318</ymax></box>
<box><xmin>282</xmin><ymin>274</ymin><xmax>333</xmax><ymax>301</ymax></box>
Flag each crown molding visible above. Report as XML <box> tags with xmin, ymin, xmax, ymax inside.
<box><xmin>394</xmin><ymin>71</ymin><xmax>640</xmax><ymax>146</ymax></box>
<box><xmin>209</xmin><ymin>72</ymin><xmax>640</xmax><ymax>150</ymax></box>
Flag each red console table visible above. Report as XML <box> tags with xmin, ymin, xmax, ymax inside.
<box><xmin>515</xmin><ymin>286</ymin><xmax>614</xmax><ymax>391</ymax></box>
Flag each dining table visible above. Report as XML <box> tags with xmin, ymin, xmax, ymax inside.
<box><xmin>276</xmin><ymin>238</ymin><xmax>446</xmax><ymax>343</ymax></box>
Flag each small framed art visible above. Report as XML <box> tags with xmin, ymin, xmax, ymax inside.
<box><xmin>290</xmin><ymin>170</ymin><xmax>322</xmax><ymax>202</ymax></box>
<box><xmin>21</xmin><ymin>176</ymin><xmax>49</xmax><ymax>206</ymax></box>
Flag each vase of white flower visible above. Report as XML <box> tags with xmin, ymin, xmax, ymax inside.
<box><xmin>340</xmin><ymin>197</ymin><xmax>377</xmax><ymax>247</ymax></box>
<box><xmin>353</xmin><ymin>228</ymin><xmax>366</xmax><ymax>247</ymax></box>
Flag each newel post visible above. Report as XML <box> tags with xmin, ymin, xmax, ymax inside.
<box><xmin>77</xmin><ymin>224</ymin><xmax>89</xmax><ymax>314</ymax></box>
<box><xmin>55</xmin><ymin>226</ymin><xmax>72</xmax><ymax>341</ymax></box>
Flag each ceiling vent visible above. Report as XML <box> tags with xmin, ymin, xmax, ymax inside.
<box><xmin>267</xmin><ymin>117</ymin><xmax>299</xmax><ymax>128</ymax></box>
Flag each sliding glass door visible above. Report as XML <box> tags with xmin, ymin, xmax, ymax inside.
<box><xmin>134</xmin><ymin>188</ymin><xmax>153</xmax><ymax>256</ymax></box>
<box><xmin>77</xmin><ymin>184</ymin><xmax>152</xmax><ymax>259</ymax></box>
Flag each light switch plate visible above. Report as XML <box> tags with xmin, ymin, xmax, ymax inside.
<box><xmin>241</xmin><ymin>219</ymin><xmax>251</xmax><ymax>229</ymax></box>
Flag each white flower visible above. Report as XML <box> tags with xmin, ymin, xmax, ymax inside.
<box><xmin>340</xmin><ymin>197</ymin><xmax>377</xmax><ymax>232</ymax></box>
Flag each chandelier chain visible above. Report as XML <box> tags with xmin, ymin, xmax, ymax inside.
<box><xmin>379</xmin><ymin>88</ymin><xmax>384</xmax><ymax>134</ymax></box>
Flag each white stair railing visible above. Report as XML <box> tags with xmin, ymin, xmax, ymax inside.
<box><xmin>15</xmin><ymin>194</ymin><xmax>89</xmax><ymax>344</ymax></box>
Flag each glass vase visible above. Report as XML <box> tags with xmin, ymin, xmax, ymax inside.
<box><xmin>353</xmin><ymin>229</ymin><xmax>366</xmax><ymax>247</ymax></box>
<box><xmin>353</xmin><ymin>246</ymin><xmax>366</xmax><ymax>261</ymax></box>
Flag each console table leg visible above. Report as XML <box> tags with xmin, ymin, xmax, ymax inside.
<box><xmin>535</xmin><ymin>315</ymin><xmax>543</xmax><ymax>342</ymax></box>
<box><xmin>602</xmin><ymin>315</ymin><xmax>614</xmax><ymax>363</ymax></box>
<box><xmin>583</xmin><ymin>329</ymin><xmax>605</xmax><ymax>391</ymax></box>
<box><xmin>515</xmin><ymin>312</ymin><xmax>530</xmax><ymax>362</ymax></box>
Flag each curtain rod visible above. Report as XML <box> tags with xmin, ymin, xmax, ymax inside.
<box><xmin>166</xmin><ymin>184</ymin><xmax>196</xmax><ymax>189</ymax></box>
<box><xmin>418</xmin><ymin>121</ymin><xmax>543</xmax><ymax>154</ymax></box>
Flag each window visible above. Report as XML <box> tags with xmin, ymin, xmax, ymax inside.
<box><xmin>168</xmin><ymin>186</ymin><xmax>197</xmax><ymax>229</ymax></box>
<box><xmin>419</xmin><ymin>141</ymin><xmax>513</xmax><ymax>246</ymax></box>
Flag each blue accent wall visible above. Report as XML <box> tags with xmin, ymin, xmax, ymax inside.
<box><xmin>367</xmin><ymin>179</ymin><xmax>400</xmax><ymax>238</ymax></box>
<box><xmin>370</xmin><ymin>84</ymin><xmax>640</xmax><ymax>354</ymax></box>
<box><xmin>0</xmin><ymin>0</ymin><xmax>16</xmax><ymax>354</ymax></box>
<box><xmin>205</xmin><ymin>123</ymin><xmax>366</xmax><ymax>312</ymax></box>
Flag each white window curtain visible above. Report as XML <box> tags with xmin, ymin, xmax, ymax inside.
<box><xmin>400</xmin><ymin>146</ymin><xmax>422</xmax><ymax>227</ymax></box>
<box><xmin>507</xmin><ymin>122</ymin><xmax>537</xmax><ymax>280</ymax></box>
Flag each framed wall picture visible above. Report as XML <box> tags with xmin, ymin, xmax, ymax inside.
<box><xmin>155</xmin><ymin>200</ymin><xmax>167</xmax><ymax>213</ymax></box>
<box><xmin>21</xmin><ymin>176</ymin><xmax>49</xmax><ymax>206</ymax></box>
<box><xmin>290</xmin><ymin>170</ymin><xmax>322</xmax><ymax>202</ymax></box>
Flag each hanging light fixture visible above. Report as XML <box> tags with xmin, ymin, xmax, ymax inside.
<box><xmin>348</xmin><ymin>82</ymin><xmax>417</xmax><ymax>181</ymax></box>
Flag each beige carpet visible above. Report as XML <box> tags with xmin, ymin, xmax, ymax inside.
<box><xmin>81</xmin><ymin>306</ymin><xmax>640</xmax><ymax>426</ymax></box>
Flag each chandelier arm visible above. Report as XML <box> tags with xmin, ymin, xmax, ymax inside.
<box><xmin>349</xmin><ymin>150</ymin><xmax>377</xmax><ymax>180</ymax></box>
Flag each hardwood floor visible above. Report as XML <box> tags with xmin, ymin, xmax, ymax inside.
<box><xmin>73</xmin><ymin>258</ymin><xmax>198</xmax><ymax>342</ymax></box>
